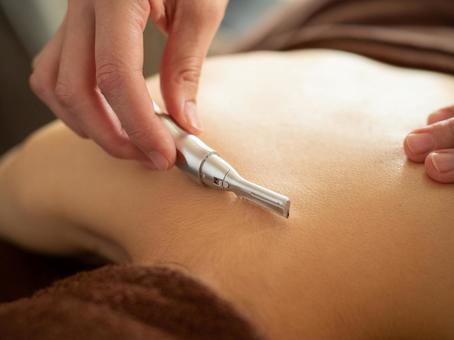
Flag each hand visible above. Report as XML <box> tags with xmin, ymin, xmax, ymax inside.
<box><xmin>404</xmin><ymin>106</ymin><xmax>454</xmax><ymax>183</ymax></box>
<box><xmin>30</xmin><ymin>0</ymin><xmax>227</xmax><ymax>170</ymax></box>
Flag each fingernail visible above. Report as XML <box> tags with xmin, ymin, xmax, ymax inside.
<box><xmin>431</xmin><ymin>152</ymin><xmax>454</xmax><ymax>173</ymax></box>
<box><xmin>184</xmin><ymin>101</ymin><xmax>202</xmax><ymax>132</ymax></box>
<box><xmin>406</xmin><ymin>133</ymin><xmax>435</xmax><ymax>155</ymax></box>
<box><xmin>147</xmin><ymin>151</ymin><xmax>169</xmax><ymax>170</ymax></box>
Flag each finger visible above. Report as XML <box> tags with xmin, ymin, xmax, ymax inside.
<box><xmin>404</xmin><ymin>117</ymin><xmax>454</xmax><ymax>162</ymax></box>
<box><xmin>55</xmin><ymin>0</ymin><xmax>144</xmax><ymax>160</ymax></box>
<box><xmin>95</xmin><ymin>0</ymin><xmax>174</xmax><ymax>170</ymax></box>
<box><xmin>425</xmin><ymin>149</ymin><xmax>454</xmax><ymax>183</ymax></box>
<box><xmin>159</xmin><ymin>1</ymin><xmax>227</xmax><ymax>134</ymax></box>
<box><xmin>29</xmin><ymin>17</ymin><xmax>87</xmax><ymax>138</ymax></box>
<box><xmin>427</xmin><ymin>105</ymin><xmax>454</xmax><ymax>125</ymax></box>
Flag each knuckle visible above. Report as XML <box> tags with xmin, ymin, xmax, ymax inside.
<box><xmin>54</xmin><ymin>80</ymin><xmax>78</xmax><ymax>108</ymax></box>
<box><xmin>173</xmin><ymin>56</ymin><xmax>203</xmax><ymax>85</ymax></box>
<box><xmin>208</xmin><ymin>2</ymin><xmax>227</xmax><ymax>21</ymax></box>
<box><xmin>29</xmin><ymin>71</ymin><xmax>49</xmax><ymax>99</ymax></box>
<box><xmin>126</xmin><ymin>127</ymin><xmax>149</xmax><ymax>145</ymax></box>
<box><xmin>129</xmin><ymin>0</ymin><xmax>151</xmax><ymax>27</ymax></box>
<box><xmin>96</xmin><ymin>61</ymin><xmax>128</xmax><ymax>95</ymax></box>
<box><xmin>197</xmin><ymin>1</ymin><xmax>227</xmax><ymax>25</ymax></box>
<box><xmin>130</xmin><ymin>0</ymin><xmax>150</xmax><ymax>15</ymax></box>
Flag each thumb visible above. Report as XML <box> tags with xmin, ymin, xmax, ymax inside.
<box><xmin>159</xmin><ymin>1</ymin><xmax>226</xmax><ymax>134</ymax></box>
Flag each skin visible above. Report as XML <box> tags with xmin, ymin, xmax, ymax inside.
<box><xmin>1</xmin><ymin>50</ymin><xmax>454</xmax><ymax>339</ymax></box>
<box><xmin>29</xmin><ymin>0</ymin><xmax>228</xmax><ymax>170</ymax></box>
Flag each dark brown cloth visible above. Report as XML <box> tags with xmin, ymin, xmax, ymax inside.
<box><xmin>235</xmin><ymin>0</ymin><xmax>454</xmax><ymax>75</ymax></box>
<box><xmin>1</xmin><ymin>0</ymin><xmax>454</xmax><ymax>338</ymax></box>
<box><xmin>0</xmin><ymin>265</ymin><xmax>262</xmax><ymax>340</ymax></box>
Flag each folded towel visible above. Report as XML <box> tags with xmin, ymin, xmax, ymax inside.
<box><xmin>235</xmin><ymin>0</ymin><xmax>454</xmax><ymax>74</ymax></box>
<box><xmin>0</xmin><ymin>265</ymin><xmax>262</xmax><ymax>340</ymax></box>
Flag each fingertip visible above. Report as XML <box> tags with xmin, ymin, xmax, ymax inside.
<box><xmin>165</xmin><ymin>146</ymin><xmax>177</xmax><ymax>169</ymax></box>
<box><xmin>427</xmin><ymin>110</ymin><xmax>444</xmax><ymax>125</ymax></box>
<box><xmin>425</xmin><ymin>151</ymin><xmax>454</xmax><ymax>184</ymax></box>
<box><xmin>183</xmin><ymin>100</ymin><xmax>203</xmax><ymax>134</ymax></box>
<box><xmin>403</xmin><ymin>136</ymin><xmax>413</xmax><ymax>159</ymax></box>
<box><xmin>403</xmin><ymin>136</ymin><xmax>418</xmax><ymax>161</ymax></box>
<box><xmin>403</xmin><ymin>132</ymin><xmax>435</xmax><ymax>163</ymax></box>
<box><xmin>427</xmin><ymin>113</ymin><xmax>438</xmax><ymax>125</ymax></box>
<box><xmin>425</xmin><ymin>153</ymin><xmax>439</xmax><ymax>181</ymax></box>
<box><xmin>159</xmin><ymin>73</ymin><xmax>203</xmax><ymax>135</ymax></box>
<box><xmin>427</xmin><ymin>106</ymin><xmax>454</xmax><ymax>125</ymax></box>
<box><xmin>147</xmin><ymin>131</ymin><xmax>177</xmax><ymax>171</ymax></box>
<box><xmin>163</xmin><ymin>94</ymin><xmax>203</xmax><ymax>135</ymax></box>
<box><xmin>146</xmin><ymin>150</ymin><xmax>172</xmax><ymax>171</ymax></box>
<box><xmin>119</xmin><ymin>107</ymin><xmax>178</xmax><ymax>170</ymax></box>
<box><xmin>427</xmin><ymin>111</ymin><xmax>445</xmax><ymax>125</ymax></box>
<box><xmin>404</xmin><ymin>134</ymin><xmax>427</xmax><ymax>163</ymax></box>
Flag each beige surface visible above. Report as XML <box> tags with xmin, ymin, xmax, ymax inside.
<box><xmin>1</xmin><ymin>50</ymin><xmax>454</xmax><ymax>339</ymax></box>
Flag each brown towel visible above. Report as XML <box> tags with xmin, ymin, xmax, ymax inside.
<box><xmin>235</xmin><ymin>0</ymin><xmax>454</xmax><ymax>74</ymax></box>
<box><xmin>0</xmin><ymin>265</ymin><xmax>262</xmax><ymax>340</ymax></box>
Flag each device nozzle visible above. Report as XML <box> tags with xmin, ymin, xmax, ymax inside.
<box><xmin>153</xmin><ymin>101</ymin><xmax>292</xmax><ymax>218</ymax></box>
<box><xmin>224</xmin><ymin>170</ymin><xmax>290</xmax><ymax>218</ymax></box>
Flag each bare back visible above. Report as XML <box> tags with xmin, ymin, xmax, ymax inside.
<box><xmin>2</xmin><ymin>50</ymin><xmax>454</xmax><ymax>339</ymax></box>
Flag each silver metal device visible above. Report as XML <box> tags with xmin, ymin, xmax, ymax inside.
<box><xmin>153</xmin><ymin>102</ymin><xmax>290</xmax><ymax>218</ymax></box>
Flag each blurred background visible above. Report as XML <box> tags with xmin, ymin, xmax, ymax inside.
<box><xmin>0</xmin><ymin>0</ymin><xmax>293</xmax><ymax>155</ymax></box>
